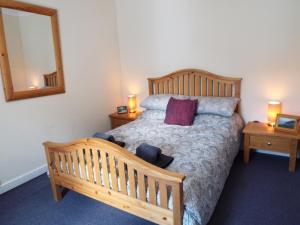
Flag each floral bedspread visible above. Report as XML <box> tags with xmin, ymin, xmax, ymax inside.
<box><xmin>107</xmin><ymin>110</ymin><xmax>244</xmax><ymax>225</ymax></box>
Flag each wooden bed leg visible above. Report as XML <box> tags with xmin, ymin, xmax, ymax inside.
<box><xmin>173</xmin><ymin>182</ymin><xmax>184</xmax><ymax>225</ymax></box>
<box><xmin>243</xmin><ymin>134</ymin><xmax>250</xmax><ymax>164</ymax></box>
<box><xmin>44</xmin><ymin>146</ymin><xmax>62</xmax><ymax>202</ymax></box>
<box><xmin>50</xmin><ymin>181</ymin><xmax>62</xmax><ymax>202</ymax></box>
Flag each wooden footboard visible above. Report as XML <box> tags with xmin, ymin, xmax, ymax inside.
<box><xmin>44</xmin><ymin>138</ymin><xmax>185</xmax><ymax>225</ymax></box>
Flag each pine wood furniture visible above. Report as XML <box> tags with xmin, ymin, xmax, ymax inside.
<box><xmin>109</xmin><ymin>111</ymin><xmax>142</xmax><ymax>129</ymax></box>
<box><xmin>44</xmin><ymin>72</ymin><xmax>58</xmax><ymax>87</ymax></box>
<box><xmin>148</xmin><ymin>68</ymin><xmax>242</xmax><ymax>114</ymax></box>
<box><xmin>45</xmin><ymin>68</ymin><xmax>242</xmax><ymax>225</ymax></box>
<box><xmin>0</xmin><ymin>0</ymin><xmax>65</xmax><ymax>101</ymax></box>
<box><xmin>243</xmin><ymin>122</ymin><xmax>300</xmax><ymax>172</ymax></box>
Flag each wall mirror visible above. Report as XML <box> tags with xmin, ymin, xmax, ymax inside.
<box><xmin>0</xmin><ymin>1</ymin><xmax>64</xmax><ymax>101</ymax></box>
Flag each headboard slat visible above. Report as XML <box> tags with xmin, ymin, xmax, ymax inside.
<box><xmin>201</xmin><ymin>77</ymin><xmax>207</xmax><ymax>96</ymax></box>
<box><xmin>207</xmin><ymin>79</ymin><xmax>213</xmax><ymax>96</ymax></box>
<box><xmin>190</xmin><ymin>74</ymin><xmax>195</xmax><ymax>96</ymax></box>
<box><xmin>226</xmin><ymin>84</ymin><xmax>232</xmax><ymax>97</ymax></box>
<box><xmin>220</xmin><ymin>83</ymin><xmax>225</xmax><ymax>97</ymax></box>
<box><xmin>195</xmin><ymin>76</ymin><xmax>200</xmax><ymax>96</ymax></box>
<box><xmin>148</xmin><ymin>68</ymin><xmax>242</xmax><ymax>114</ymax></box>
<box><xmin>213</xmin><ymin>80</ymin><xmax>218</xmax><ymax>97</ymax></box>
<box><xmin>179</xmin><ymin>76</ymin><xmax>184</xmax><ymax>95</ymax></box>
<box><xmin>184</xmin><ymin>75</ymin><xmax>189</xmax><ymax>96</ymax></box>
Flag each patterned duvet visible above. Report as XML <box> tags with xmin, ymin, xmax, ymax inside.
<box><xmin>107</xmin><ymin>110</ymin><xmax>244</xmax><ymax>225</ymax></box>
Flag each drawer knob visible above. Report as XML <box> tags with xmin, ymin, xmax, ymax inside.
<box><xmin>267</xmin><ymin>141</ymin><xmax>272</xmax><ymax>146</ymax></box>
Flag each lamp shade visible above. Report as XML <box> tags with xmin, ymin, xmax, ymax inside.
<box><xmin>268</xmin><ymin>101</ymin><xmax>281</xmax><ymax>125</ymax></box>
<box><xmin>128</xmin><ymin>95</ymin><xmax>137</xmax><ymax>113</ymax></box>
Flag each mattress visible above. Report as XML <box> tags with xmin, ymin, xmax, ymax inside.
<box><xmin>107</xmin><ymin>110</ymin><xmax>244</xmax><ymax>225</ymax></box>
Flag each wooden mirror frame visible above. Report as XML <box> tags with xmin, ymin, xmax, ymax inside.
<box><xmin>0</xmin><ymin>0</ymin><xmax>65</xmax><ymax>101</ymax></box>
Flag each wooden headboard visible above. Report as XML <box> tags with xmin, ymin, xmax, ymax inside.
<box><xmin>148</xmin><ymin>68</ymin><xmax>242</xmax><ymax>113</ymax></box>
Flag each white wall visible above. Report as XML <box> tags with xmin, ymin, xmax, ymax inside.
<box><xmin>0</xmin><ymin>0</ymin><xmax>122</xmax><ymax>193</ymax></box>
<box><xmin>115</xmin><ymin>0</ymin><xmax>300</xmax><ymax>122</ymax></box>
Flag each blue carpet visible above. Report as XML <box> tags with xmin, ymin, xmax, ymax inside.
<box><xmin>1</xmin><ymin>152</ymin><xmax>300</xmax><ymax>225</ymax></box>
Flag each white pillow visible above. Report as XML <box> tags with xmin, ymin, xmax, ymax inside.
<box><xmin>140</xmin><ymin>94</ymin><xmax>239</xmax><ymax>117</ymax></box>
<box><xmin>195</xmin><ymin>96</ymin><xmax>239</xmax><ymax>117</ymax></box>
<box><xmin>140</xmin><ymin>94</ymin><xmax>188</xmax><ymax>111</ymax></box>
<box><xmin>140</xmin><ymin>110</ymin><xmax>166</xmax><ymax>120</ymax></box>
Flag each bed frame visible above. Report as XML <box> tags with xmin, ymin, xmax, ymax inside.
<box><xmin>44</xmin><ymin>68</ymin><xmax>242</xmax><ymax>225</ymax></box>
<box><xmin>148</xmin><ymin>68</ymin><xmax>242</xmax><ymax>113</ymax></box>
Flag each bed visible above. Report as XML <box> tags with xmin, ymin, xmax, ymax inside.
<box><xmin>44</xmin><ymin>68</ymin><xmax>243</xmax><ymax>225</ymax></box>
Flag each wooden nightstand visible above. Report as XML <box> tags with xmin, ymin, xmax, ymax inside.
<box><xmin>243</xmin><ymin>122</ymin><xmax>300</xmax><ymax>172</ymax></box>
<box><xmin>109</xmin><ymin>111</ymin><xmax>142</xmax><ymax>129</ymax></box>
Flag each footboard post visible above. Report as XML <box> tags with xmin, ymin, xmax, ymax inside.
<box><xmin>173</xmin><ymin>182</ymin><xmax>184</xmax><ymax>225</ymax></box>
<box><xmin>44</xmin><ymin>145</ymin><xmax>62</xmax><ymax>202</ymax></box>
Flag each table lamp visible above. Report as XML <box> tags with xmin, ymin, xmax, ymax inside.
<box><xmin>268</xmin><ymin>101</ymin><xmax>281</xmax><ymax>126</ymax></box>
<box><xmin>128</xmin><ymin>95</ymin><xmax>137</xmax><ymax>113</ymax></box>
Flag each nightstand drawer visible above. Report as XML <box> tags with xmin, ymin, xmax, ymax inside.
<box><xmin>109</xmin><ymin>111</ymin><xmax>142</xmax><ymax>129</ymax></box>
<box><xmin>111</xmin><ymin>119</ymin><xmax>130</xmax><ymax>129</ymax></box>
<box><xmin>250</xmin><ymin>135</ymin><xmax>291</xmax><ymax>151</ymax></box>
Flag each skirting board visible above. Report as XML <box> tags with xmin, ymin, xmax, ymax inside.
<box><xmin>256</xmin><ymin>149</ymin><xmax>300</xmax><ymax>158</ymax></box>
<box><xmin>241</xmin><ymin>148</ymin><xmax>299</xmax><ymax>158</ymax></box>
<box><xmin>0</xmin><ymin>164</ymin><xmax>48</xmax><ymax>195</ymax></box>
<box><xmin>256</xmin><ymin>150</ymin><xmax>289</xmax><ymax>157</ymax></box>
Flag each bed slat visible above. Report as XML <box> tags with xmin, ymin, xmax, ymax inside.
<box><xmin>138</xmin><ymin>172</ymin><xmax>146</xmax><ymax>201</ymax></box>
<box><xmin>155</xmin><ymin>81</ymin><xmax>159</xmax><ymax>94</ymax></box>
<box><xmin>207</xmin><ymin>79</ymin><xmax>213</xmax><ymax>96</ymax></box>
<box><xmin>213</xmin><ymin>80</ymin><xmax>219</xmax><ymax>96</ymax></box>
<box><xmin>59</xmin><ymin>152</ymin><xmax>67</xmax><ymax>173</ymax></box>
<box><xmin>220</xmin><ymin>83</ymin><xmax>225</xmax><ymax>97</ymax></box>
<box><xmin>226</xmin><ymin>84</ymin><xmax>232</xmax><ymax>97</ymax></box>
<box><xmin>179</xmin><ymin>75</ymin><xmax>184</xmax><ymax>95</ymax></box>
<box><xmin>195</xmin><ymin>76</ymin><xmax>201</xmax><ymax>96</ymax></box>
<box><xmin>164</xmin><ymin>80</ymin><xmax>169</xmax><ymax>94</ymax></box>
<box><xmin>128</xmin><ymin>165</ymin><xmax>137</xmax><ymax>198</ymax></box>
<box><xmin>92</xmin><ymin>149</ymin><xmax>101</xmax><ymax>185</ymax></box>
<box><xmin>109</xmin><ymin>155</ymin><xmax>118</xmax><ymax>191</ymax></box>
<box><xmin>169</xmin><ymin>79</ymin><xmax>174</xmax><ymax>94</ymax></box>
<box><xmin>85</xmin><ymin>149</ymin><xmax>94</xmax><ymax>183</ymax></box>
<box><xmin>72</xmin><ymin>151</ymin><xmax>80</xmax><ymax>178</ymax></box>
<box><xmin>118</xmin><ymin>160</ymin><xmax>128</xmax><ymax>195</ymax></box>
<box><xmin>234</xmin><ymin>81</ymin><xmax>241</xmax><ymax>98</ymax></box>
<box><xmin>159</xmin><ymin>82</ymin><xmax>164</xmax><ymax>94</ymax></box>
<box><xmin>100</xmin><ymin>150</ymin><xmax>110</xmax><ymax>188</ymax></box>
<box><xmin>184</xmin><ymin>74</ymin><xmax>189</xmax><ymax>96</ymax></box>
<box><xmin>190</xmin><ymin>74</ymin><xmax>195</xmax><ymax>96</ymax></box>
<box><xmin>54</xmin><ymin>152</ymin><xmax>61</xmax><ymax>173</ymax></box>
<box><xmin>148</xmin><ymin>176</ymin><xmax>157</xmax><ymax>205</ymax></box>
<box><xmin>66</xmin><ymin>152</ymin><xmax>74</xmax><ymax>175</ymax></box>
<box><xmin>202</xmin><ymin>77</ymin><xmax>207</xmax><ymax>96</ymax></box>
<box><xmin>172</xmin><ymin>182</ymin><xmax>184</xmax><ymax>225</ymax></box>
<box><xmin>78</xmin><ymin>150</ymin><xmax>87</xmax><ymax>180</ymax></box>
<box><xmin>174</xmin><ymin>76</ymin><xmax>179</xmax><ymax>94</ymax></box>
<box><xmin>159</xmin><ymin>181</ymin><xmax>168</xmax><ymax>209</ymax></box>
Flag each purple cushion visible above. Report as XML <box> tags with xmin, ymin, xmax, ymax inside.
<box><xmin>164</xmin><ymin>97</ymin><xmax>198</xmax><ymax>126</ymax></box>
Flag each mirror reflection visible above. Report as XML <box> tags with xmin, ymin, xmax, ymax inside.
<box><xmin>2</xmin><ymin>8</ymin><xmax>56</xmax><ymax>91</ymax></box>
